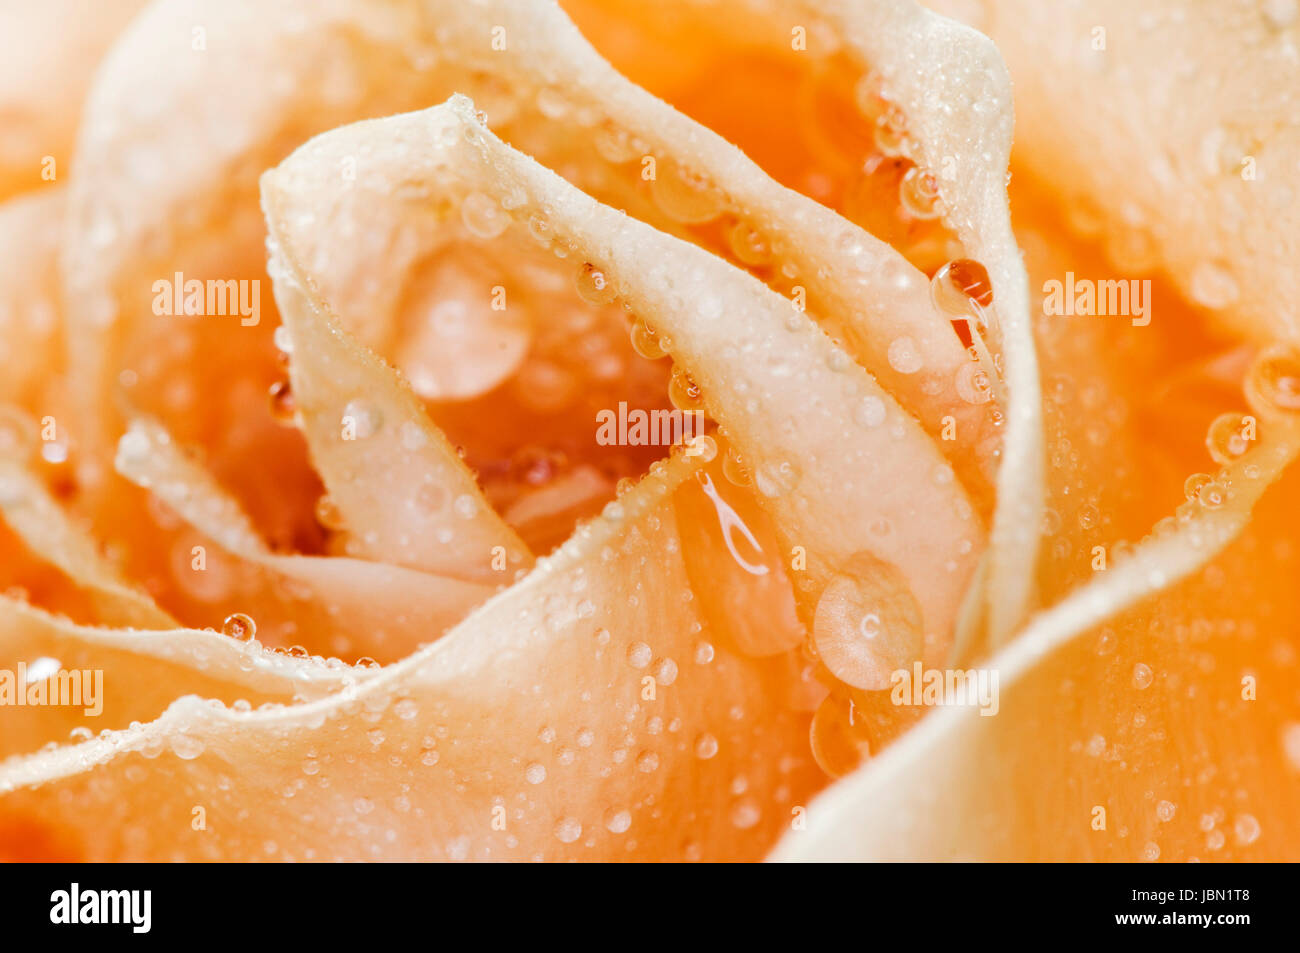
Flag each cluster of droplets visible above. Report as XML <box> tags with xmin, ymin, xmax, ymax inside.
<box><xmin>842</xmin><ymin>67</ymin><xmax>964</xmax><ymax>272</ymax></box>
<box><xmin>1171</xmin><ymin>347</ymin><xmax>1300</xmax><ymax>527</ymax></box>
<box><xmin>268</xmin><ymin>324</ymin><xmax>298</xmax><ymax>426</ymax></box>
<box><xmin>1112</xmin><ymin>345</ymin><xmax>1300</xmax><ymax>566</ymax></box>
<box><xmin>929</xmin><ymin>258</ymin><xmax>1005</xmax><ymax>425</ymax></box>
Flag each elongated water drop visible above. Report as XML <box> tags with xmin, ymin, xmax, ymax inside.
<box><xmin>931</xmin><ymin>258</ymin><xmax>994</xmax><ymax>318</ymax></box>
<box><xmin>809</xmin><ymin>694</ymin><xmax>871</xmax><ymax>777</ymax></box>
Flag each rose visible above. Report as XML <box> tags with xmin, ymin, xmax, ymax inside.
<box><xmin>0</xmin><ymin>0</ymin><xmax>1296</xmax><ymax>863</ymax></box>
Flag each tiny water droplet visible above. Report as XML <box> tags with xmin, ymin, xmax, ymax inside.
<box><xmin>222</xmin><ymin>613</ymin><xmax>255</xmax><ymax>640</ymax></box>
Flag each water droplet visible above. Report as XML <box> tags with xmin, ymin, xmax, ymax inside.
<box><xmin>315</xmin><ymin>494</ymin><xmax>345</xmax><ymax>531</ymax></box>
<box><xmin>812</xmin><ymin>552</ymin><xmax>922</xmax><ymax>690</ymax></box>
<box><xmin>854</xmin><ymin>70</ymin><xmax>888</xmax><ymax>115</ymax></box>
<box><xmin>273</xmin><ymin>324</ymin><xmax>294</xmax><ymax>354</ymax></box>
<box><xmin>594</xmin><ymin>121</ymin><xmax>639</xmax><ymax>163</ymax></box>
<box><xmin>222</xmin><ymin>613</ymin><xmax>256</xmax><ymax>640</ymax></box>
<box><xmin>1206</xmin><ymin>412</ymin><xmax>1254</xmax><ymax>465</ymax></box>
<box><xmin>728</xmin><ymin>221</ymin><xmax>771</xmax><ymax>266</ymax></box>
<box><xmin>854</xmin><ymin>395</ymin><xmax>887</xmax><ymax>428</ymax></box>
<box><xmin>1189</xmin><ymin>261</ymin><xmax>1239</xmax><ymax>309</ymax></box>
<box><xmin>652</xmin><ymin>161</ymin><xmax>723</xmax><ymax>225</ymax></box>
<box><xmin>604</xmin><ymin>808</ymin><xmax>632</xmax><ymax>833</ymax></box>
<box><xmin>1157</xmin><ymin>799</ymin><xmax>1177</xmax><ymax>822</ymax></box>
<box><xmin>1132</xmin><ymin>662</ymin><xmax>1154</xmax><ymax>689</ymax></box>
<box><xmin>1233</xmin><ymin>813</ymin><xmax>1261</xmax><ymax>846</ymax></box>
<box><xmin>753</xmin><ymin>459</ymin><xmax>801</xmax><ymax>498</ymax></box>
<box><xmin>554</xmin><ymin>817</ymin><xmax>583</xmax><ymax>844</ymax></box>
<box><xmin>1245</xmin><ymin>345</ymin><xmax>1300</xmax><ymax>415</ymax></box>
<box><xmin>731</xmin><ymin>798</ymin><xmax>761</xmax><ymax>829</ymax></box>
<box><xmin>636</xmin><ymin>750</ymin><xmax>660</xmax><ymax>773</ymax></box>
<box><xmin>899</xmin><ymin>166</ymin><xmax>942</xmax><ymax>219</ymax></box>
<box><xmin>1197</xmin><ymin>481</ymin><xmax>1228</xmax><ymax>509</ymax></box>
<box><xmin>694</xmin><ymin>641</ymin><xmax>715</xmax><ymax>664</ymax></box>
<box><xmin>399</xmin><ymin>421</ymin><xmax>428</xmax><ymax>451</ymax></box>
<box><xmin>1282</xmin><ymin>722</ymin><xmax>1300</xmax><ymax>770</ymax></box>
<box><xmin>694</xmin><ymin>733</ymin><xmax>719</xmax><ymax>759</ymax></box>
<box><xmin>682</xmin><ymin>433</ymin><xmax>717</xmax><ymax>463</ymax></box>
<box><xmin>653</xmin><ymin>657</ymin><xmax>678</xmax><ymax>685</ymax></box>
<box><xmin>268</xmin><ymin>380</ymin><xmax>296</xmax><ymax>425</ymax></box>
<box><xmin>342</xmin><ymin>399</ymin><xmax>381</xmax><ymax>439</ymax></box>
<box><xmin>170</xmin><ymin>734</ymin><xmax>205</xmax><ymax>760</ymax></box>
<box><xmin>722</xmin><ymin>445</ymin><xmax>751</xmax><ymax>486</ymax></box>
<box><xmin>669</xmin><ymin>365</ymin><xmax>705</xmax><ymax>412</ymax></box>
<box><xmin>887</xmin><ymin>336</ymin><xmax>924</xmax><ymax>374</ymax></box>
<box><xmin>626</xmin><ymin>641</ymin><xmax>652</xmax><ymax>669</ymax></box>
<box><xmin>575</xmin><ymin>262</ymin><xmax>617</xmax><ymax>306</ymax></box>
<box><xmin>1184</xmin><ymin>472</ymin><xmax>1213</xmax><ymax>501</ymax></box>
<box><xmin>874</xmin><ymin>113</ymin><xmax>908</xmax><ymax>157</ymax></box>
<box><xmin>525</xmin><ymin>762</ymin><xmax>547</xmax><ymax>785</ymax></box>
<box><xmin>629</xmin><ymin>316</ymin><xmax>667</xmax><ymax>360</ymax></box>
<box><xmin>1264</xmin><ymin>0</ymin><xmax>1299</xmax><ymax>28</ymax></box>
<box><xmin>955</xmin><ymin>362</ymin><xmax>994</xmax><ymax>404</ymax></box>
<box><xmin>1141</xmin><ymin>841</ymin><xmax>1161</xmax><ymax>861</ymax></box>
<box><xmin>931</xmin><ymin>259</ymin><xmax>994</xmax><ymax>317</ymax></box>
<box><xmin>461</xmin><ymin>191</ymin><xmax>510</xmax><ymax>239</ymax></box>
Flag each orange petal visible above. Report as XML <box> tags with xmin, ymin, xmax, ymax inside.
<box><xmin>261</xmin><ymin>190</ymin><xmax>533</xmax><ymax>580</ymax></box>
<box><xmin>0</xmin><ymin>451</ymin><xmax>824</xmax><ymax>861</ymax></box>
<box><xmin>0</xmin><ymin>596</ymin><xmax>370</xmax><ymax>760</ymax></box>
<box><xmin>114</xmin><ymin>416</ymin><xmax>497</xmax><ymax>663</ymax></box>
<box><xmin>774</xmin><ymin>407</ymin><xmax>1300</xmax><ymax>859</ymax></box>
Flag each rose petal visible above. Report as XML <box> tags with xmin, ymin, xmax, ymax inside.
<box><xmin>0</xmin><ymin>451</ymin><xmax>825</xmax><ymax>861</ymax></box>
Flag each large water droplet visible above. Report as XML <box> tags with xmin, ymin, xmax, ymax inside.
<box><xmin>812</xmin><ymin>552</ymin><xmax>923</xmax><ymax>690</ymax></box>
<box><xmin>931</xmin><ymin>258</ymin><xmax>994</xmax><ymax>317</ymax></box>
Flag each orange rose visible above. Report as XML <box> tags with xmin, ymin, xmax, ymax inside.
<box><xmin>0</xmin><ymin>0</ymin><xmax>1296</xmax><ymax>864</ymax></box>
